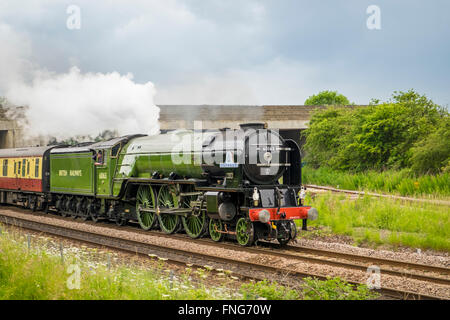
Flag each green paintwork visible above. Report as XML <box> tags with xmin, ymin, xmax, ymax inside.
<box><xmin>117</xmin><ymin>131</ymin><xmax>206</xmax><ymax>178</ymax></box>
<box><xmin>50</xmin><ymin>130</ymin><xmax>244</xmax><ymax>200</ymax></box>
<box><xmin>95</xmin><ymin>149</ymin><xmax>119</xmax><ymax>196</ymax></box>
<box><xmin>50</xmin><ymin>152</ymin><xmax>95</xmax><ymax>195</ymax></box>
<box><xmin>50</xmin><ymin>142</ymin><xmax>122</xmax><ymax>198</ymax></box>
<box><xmin>113</xmin><ymin>130</ymin><xmax>242</xmax><ymax>196</ymax></box>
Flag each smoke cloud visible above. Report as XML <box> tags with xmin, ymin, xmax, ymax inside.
<box><xmin>0</xmin><ymin>22</ymin><xmax>160</xmax><ymax>141</ymax></box>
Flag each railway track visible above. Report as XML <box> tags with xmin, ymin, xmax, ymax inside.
<box><xmin>304</xmin><ymin>184</ymin><xmax>450</xmax><ymax>206</ymax></box>
<box><xmin>116</xmin><ymin>228</ymin><xmax>450</xmax><ymax>287</ymax></box>
<box><xmin>0</xmin><ymin>207</ymin><xmax>449</xmax><ymax>300</ymax></box>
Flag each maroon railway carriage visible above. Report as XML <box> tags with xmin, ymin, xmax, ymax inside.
<box><xmin>0</xmin><ymin>146</ymin><xmax>55</xmax><ymax>207</ymax></box>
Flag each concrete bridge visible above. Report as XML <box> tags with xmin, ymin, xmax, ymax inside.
<box><xmin>0</xmin><ymin>119</ymin><xmax>21</xmax><ymax>149</ymax></box>
<box><xmin>158</xmin><ymin>105</ymin><xmax>327</xmax><ymax>130</ymax></box>
<box><xmin>158</xmin><ymin>105</ymin><xmax>329</xmax><ymax>143</ymax></box>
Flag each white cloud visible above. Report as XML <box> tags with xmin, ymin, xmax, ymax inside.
<box><xmin>0</xmin><ymin>23</ymin><xmax>33</xmax><ymax>90</ymax></box>
<box><xmin>155</xmin><ymin>57</ymin><xmax>321</xmax><ymax>105</ymax></box>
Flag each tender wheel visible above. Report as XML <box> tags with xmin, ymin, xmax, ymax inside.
<box><xmin>55</xmin><ymin>196</ymin><xmax>63</xmax><ymax>213</ymax></box>
<box><xmin>60</xmin><ymin>197</ymin><xmax>69</xmax><ymax>217</ymax></box>
<box><xmin>236</xmin><ymin>218</ymin><xmax>255</xmax><ymax>246</ymax></box>
<box><xmin>181</xmin><ymin>186</ymin><xmax>208</xmax><ymax>239</ymax></box>
<box><xmin>136</xmin><ymin>185</ymin><xmax>157</xmax><ymax>230</ymax></box>
<box><xmin>209</xmin><ymin>219</ymin><xmax>224</xmax><ymax>242</ymax></box>
<box><xmin>79</xmin><ymin>198</ymin><xmax>89</xmax><ymax>221</ymax></box>
<box><xmin>70</xmin><ymin>199</ymin><xmax>78</xmax><ymax>219</ymax></box>
<box><xmin>157</xmin><ymin>185</ymin><xmax>180</xmax><ymax>234</ymax></box>
<box><xmin>80</xmin><ymin>212</ymin><xmax>89</xmax><ymax>221</ymax></box>
<box><xmin>88</xmin><ymin>202</ymin><xmax>99</xmax><ymax>222</ymax></box>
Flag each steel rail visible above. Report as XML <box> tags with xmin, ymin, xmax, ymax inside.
<box><xmin>138</xmin><ymin>231</ymin><xmax>450</xmax><ymax>286</ymax></box>
<box><xmin>282</xmin><ymin>244</ymin><xmax>450</xmax><ymax>279</ymax></box>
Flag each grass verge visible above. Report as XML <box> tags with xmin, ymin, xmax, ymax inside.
<box><xmin>0</xmin><ymin>227</ymin><xmax>378</xmax><ymax>300</ymax></box>
<box><xmin>303</xmin><ymin>192</ymin><xmax>450</xmax><ymax>251</ymax></box>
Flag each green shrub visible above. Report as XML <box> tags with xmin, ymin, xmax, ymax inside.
<box><xmin>302</xmin><ymin>89</ymin><xmax>448</xmax><ymax>174</ymax></box>
<box><xmin>410</xmin><ymin>116</ymin><xmax>450</xmax><ymax>174</ymax></box>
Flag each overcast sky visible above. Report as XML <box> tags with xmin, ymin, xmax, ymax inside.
<box><xmin>1</xmin><ymin>0</ymin><xmax>449</xmax><ymax>106</ymax></box>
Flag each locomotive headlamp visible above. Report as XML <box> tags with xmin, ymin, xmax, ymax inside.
<box><xmin>252</xmin><ymin>187</ymin><xmax>260</xmax><ymax>206</ymax></box>
<box><xmin>258</xmin><ymin>209</ymin><xmax>271</xmax><ymax>223</ymax></box>
<box><xmin>299</xmin><ymin>186</ymin><xmax>306</xmax><ymax>200</ymax></box>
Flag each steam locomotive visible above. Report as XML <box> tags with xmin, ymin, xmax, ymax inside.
<box><xmin>0</xmin><ymin>123</ymin><xmax>317</xmax><ymax>246</ymax></box>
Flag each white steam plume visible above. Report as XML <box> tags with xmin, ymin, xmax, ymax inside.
<box><xmin>7</xmin><ymin>67</ymin><xmax>160</xmax><ymax>139</ymax></box>
<box><xmin>0</xmin><ymin>22</ymin><xmax>160</xmax><ymax>140</ymax></box>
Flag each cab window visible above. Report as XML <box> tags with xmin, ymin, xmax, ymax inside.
<box><xmin>111</xmin><ymin>144</ymin><xmax>121</xmax><ymax>157</ymax></box>
<box><xmin>95</xmin><ymin>150</ymin><xmax>104</xmax><ymax>165</ymax></box>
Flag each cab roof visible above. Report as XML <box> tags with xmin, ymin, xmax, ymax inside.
<box><xmin>50</xmin><ymin>134</ymin><xmax>146</xmax><ymax>154</ymax></box>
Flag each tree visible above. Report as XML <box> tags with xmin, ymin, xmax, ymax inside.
<box><xmin>304</xmin><ymin>90</ymin><xmax>351</xmax><ymax>106</ymax></box>
<box><xmin>409</xmin><ymin>116</ymin><xmax>450</xmax><ymax>174</ymax></box>
<box><xmin>303</xmin><ymin>89</ymin><xmax>448</xmax><ymax>173</ymax></box>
